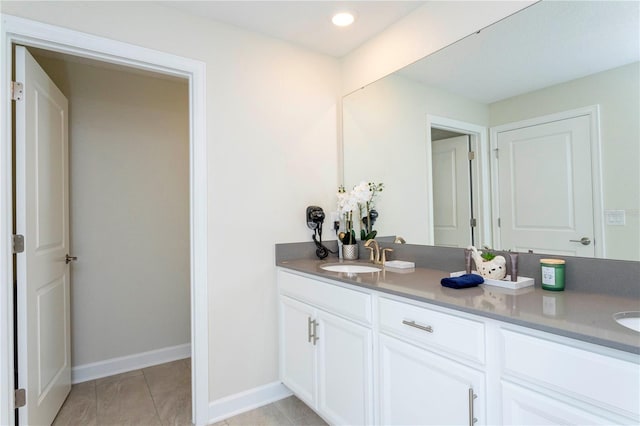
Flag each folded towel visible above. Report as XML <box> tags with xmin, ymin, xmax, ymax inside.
<box><xmin>441</xmin><ymin>273</ymin><xmax>484</xmax><ymax>289</ymax></box>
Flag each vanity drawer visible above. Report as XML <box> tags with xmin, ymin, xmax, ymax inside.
<box><xmin>278</xmin><ymin>270</ymin><xmax>372</xmax><ymax>325</ymax></box>
<box><xmin>501</xmin><ymin>328</ymin><xmax>640</xmax><ymax>418</ymax></box>
<box><xmin>378</xmin><ymin>297</ymin><xmax>485</xmax><ymax>364</ymax></box>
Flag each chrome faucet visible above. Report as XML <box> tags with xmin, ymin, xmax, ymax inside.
<box><xmin>364</xmin><ymin>239</ymin><xmax>393</xmax><ymax>264</ymax></box>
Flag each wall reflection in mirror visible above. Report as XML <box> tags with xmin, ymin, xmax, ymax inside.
<box><xmin>342</xmin><ymin>1</ymin><xmax>639</xmax><ymax>261</ymax></box>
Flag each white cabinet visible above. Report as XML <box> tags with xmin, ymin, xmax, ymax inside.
<box><xmin>377</xmin><ymin>296</ymin><xmax>486</xmax><ymax>425</ymax></box>
<box><xmin>316</xmin><ymin>309</ymin><xmax>373</xmax><ymax>426</ymax></box>
<box><xmin>379</xmin><ymin>334</ymin><xmax>485</xmax><ymax>425</ymax></box>
<box><xmin>378</xmin><ymin>297</ymin><xmax>485</xmax><ymax>364</ymax></box>
<box><xmin>501</xmin><ymin>381</ymin><xmax>629</xmax><ymax>425</ymax></box>
<box><xmin>278</xmin><ymin>271</ymin><xmax>373</xmax><ymax>425</ymax></box>
<box><xmin>500</xmin><ymin>328</ymin><xmax>640</xmax><ymax>425</ymax></box>
<box><xmin>278</xmin><ymin>267</ymin><xmax>640</xmax><ymax>426</ymax></box>
<box><xmin>279</xmin><ymin>296</ymin><xmax>316</xmax><ymax>404</ymax></box>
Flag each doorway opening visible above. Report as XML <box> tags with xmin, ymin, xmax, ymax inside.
<box><xmin>425</xmin><ymin>115</ymin><xmax>491</xmax><ymax>249</ymax></box>
<box><xmin>15</xmin><ymin>45</ymin><xmax>191</xmax><ymax>424</ymax></box>
<box><xmin>1</xmin><ymin>15</ymin><xmax>209</xmax><ymax>426</ymax></box>
<box><xmin>431</xmin><ymin>129</ymin><xmax>475</xmax><ymax>247</ymax></box>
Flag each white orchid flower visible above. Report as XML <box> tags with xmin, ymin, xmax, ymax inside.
<box><xmin>352</xmin><ymin>181</ymin><xmax>373</xmax><ymax>204</ymax></box>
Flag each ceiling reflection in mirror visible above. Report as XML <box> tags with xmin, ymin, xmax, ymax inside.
<box><xmin>342</xmin><ymin>0</ymin><xmax>639</xmax><ymax>261</ymax></box>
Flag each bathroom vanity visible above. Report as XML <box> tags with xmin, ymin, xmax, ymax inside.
<box><xmin>277</xmin><ymin>258</ymin><xmax>639</xmax><ymax>426</ymax></box>
<box><xmin>287</xmin><ymin>2</ymin><xmax>640</xmax><ymax>423</ymax></box>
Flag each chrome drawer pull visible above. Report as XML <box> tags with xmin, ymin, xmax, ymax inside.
<box><xmin>402</xmin><ymin>319</ymin><xmax>433</xmax><ymax>333</ymax></box>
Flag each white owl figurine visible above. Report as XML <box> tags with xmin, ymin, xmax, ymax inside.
<box><xmin>467</xmin><ymin>246</ymin><xmax>507</xmax><ymax>280</ymax></box>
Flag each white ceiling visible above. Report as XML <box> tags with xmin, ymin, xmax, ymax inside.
<box><xmin>159</xmin><ymin>1</ymin><xmax>426</xmax><ymax>57</ymax></box>
<box><xmin>34</xmin><ymin>1</ymin><xmax>638</xmax><ymax>106</ymax></box>
<box><xmin>397</xmin><ymin>1</ymin><xmax>640</xmax><ymax>104</ymax></box>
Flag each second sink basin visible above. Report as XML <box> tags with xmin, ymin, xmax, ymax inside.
<box><xmin>321</xmin><ymin>263</ymin><xmax>382</xmax><ymax>273</ymax></box>
<box><xmin>613</xmin><ymin>311</ymin><xmax>640</xmax><ymax>332</ymax></box>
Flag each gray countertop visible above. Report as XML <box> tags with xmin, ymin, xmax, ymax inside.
<box><xmin>277</xmin><ymin>258</ymin><xmax>640</xmax><ymax>355</ymax></box>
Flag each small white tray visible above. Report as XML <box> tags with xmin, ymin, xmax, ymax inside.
<box><xmin>384</xmin><ymin>260</ymin><xmax>415</xmax><ymax>269</ymax></box>
<box><xmin>384</xmin><ymin>266</ymin><xmax>415</xmax><ymax>274</ymax></box>
<box><xmin>450</xmin><ymin>271</ymin><xmax>534</xmax><ymax>290</ymax></box>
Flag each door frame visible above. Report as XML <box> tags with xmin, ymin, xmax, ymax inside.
<box><xmin>0</xmin><ymin>14</ymin><xmax>209</xmax><ymax>426</ymax></box>
<box><xmin>426</xmin><ymin>115</ymin><xmax>491</xmax><ymax>248</ymax></box>
<box><xmin>489</xmin><ymin>105</ymin><xmax>604</xmax><ymax>258</ymax></box>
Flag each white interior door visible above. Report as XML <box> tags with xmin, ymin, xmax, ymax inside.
<box><xmin>15</xmin><ymin>45</ymin><xmax>71</xmax><ymax>425</ymax></box>
<box><xmin>495</xmin><ymin>114</ymin><xmax>595</xmax><ymax>256</ymax></box>
<box><xmin>432</xmin><ymin>135</ymin><xmax>473</xmax><ymax>247</ymax></box>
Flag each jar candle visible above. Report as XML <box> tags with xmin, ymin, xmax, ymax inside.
<box><xmin>540</xmin><ymin>258</ymin><xmax>566</xmax><ymax>291</ymax></box>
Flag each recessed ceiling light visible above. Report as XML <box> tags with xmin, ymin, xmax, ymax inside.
<box><xmin>332</xmin><ymin>12</ymin><xmax>355</xmax><ymax>27</ymax></box>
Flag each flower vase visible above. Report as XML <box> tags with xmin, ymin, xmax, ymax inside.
<box><xmin>343</xmin><ymin>244</ymin><xmax>358</xmax><ymax>260</ymax></box>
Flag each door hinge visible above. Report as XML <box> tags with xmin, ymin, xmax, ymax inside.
<box><xmin>470</xmin><ymin>218</ymin><xmax>477</xmax><ymax>227</ymax></box>
<box><xmin>11</xmin><ymin>81</ymin><xmax>24</xmax><ymax>101</ymax></box>
<box><xmin>14</xmin><ymin>388</ymin><xmax>26</xmax><ymax>408</ymax></box>
<box><xmin>493</xmin><ymin>148</ymin><xmax>499</xmax><ymax>159</ymax></box>
<box><xmin>497</xmin><ymin>218</ymin><xmax>501</xmax><ymax>227</ymax></box>
<box><xmin>12</xmin><ymin>234</ymin><xmax>24</xmax><ymax>254</ymax></box>
<box><xmin>468</xmin><ymin>151</ymin><xmax>475</xmax><ymax>161</ymax></box>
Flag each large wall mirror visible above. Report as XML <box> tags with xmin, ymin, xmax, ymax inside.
<box><xmin>342</xmin><ymin>1</ymin><xmax>639</xmax><ymax>261</ymax></box>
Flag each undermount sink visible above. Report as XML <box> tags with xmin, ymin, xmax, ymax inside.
<box><xmin>321</xmin><ymin>263</ymin><xmax>382</xmax><ymax>274</ymax></box>
<box><xmin>613</xmin><ymin>311</ymin><xmax>640</xmax><ymax>332</ymax></box>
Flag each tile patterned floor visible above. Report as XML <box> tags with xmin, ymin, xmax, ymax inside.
<box><xmin>215</xmin><ymin>396</ymin><xmax>328</xmax><ymax>426</ymax></box>
<box><xmin>53</xmin><ymin>358</ymin><xmax>327</xmax><ymax>426</ymax></box>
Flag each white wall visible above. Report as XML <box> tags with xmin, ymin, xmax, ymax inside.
<box><xmin>341</xmin><ymin>1</ymin><xmax>534</xmax><ymax>94</ymax></box>
<box><xmin>0</xmin><ymin>0</ymin><xmax>342</xmax><ymax>403</ymax></box>
<box><xmin>31</xmin><ymin>54</ymin><xmax>191</xmax><ymax>367</ymax></box>
<box><xmin>490</xmin><ymin>63</ymin><xmax>640</xmax><ymax>260</ymax></box>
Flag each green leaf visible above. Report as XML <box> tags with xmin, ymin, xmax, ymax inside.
<box><xmin>362</xmin><ymin>230</ymin><xmax>377</xmax><ymax>241</ymax></box>
<box><xmin>481</xmin><ymin>251</ymin><xmax>496</xmax><ymax>261</ymax></box>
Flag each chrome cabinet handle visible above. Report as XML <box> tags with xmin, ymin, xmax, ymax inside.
<box><xmin>569</xmin><ymin>237</ymin><xmax>591</xmax><ymax>246</ymax></box>
<box><xmin>468</xmin><ymin>388</ymin><xmax>477</xmax><ymax>425</ymax></box>
<box><xmin>308</xmin><ymin>318</ymin><xmax>320</xmax><ymax>345</ymax></box>
<box><xmin>402</xmin><ymin>320</ymin><xmax>433</xmax><ymax>333</ymax></box>
<box><xmin>65</xmin><ymin>254</ymin><xmax>78</xmax><ymax>264</ymax></box>
<box><xmin>312</xmin><ymin>320</ymin><xmax>319</xmax><ymax>345</ymax></box>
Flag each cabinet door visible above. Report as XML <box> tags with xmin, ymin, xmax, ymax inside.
<box><xmin>501</xmin><ymin>381</ymin><xmax>629</xmax><ymax>425</ymax></box>
<box><xmin>379</xmin><ymin>334</ymin><xmax>485</xmax><ymax>425</ymax></box>
<box><xmin>316</xmin><ymin>310</ymin><xmax>374</xmax><ymax>426</ymax></box>
<box><xmin>280</xmin><ymin>296</ymin><xmax>316</xmax><ymax>406</ymax></box>
<box><xmin>501</xmin><ymin>328</ymin><xmax>640</xmax><ymax>419</ymax></box>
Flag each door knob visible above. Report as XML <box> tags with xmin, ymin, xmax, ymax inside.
<box><xmin>569</xmin><ymin>237</ymin><xmax>591</xmax><ymax>246</ymax></box>
<box><xmin>65</xmin><ymin>254</ymin><xmax>78</xmax><ymax>264</ymax></box>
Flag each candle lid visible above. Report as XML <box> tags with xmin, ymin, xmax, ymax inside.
<box><xmin>540</xmin><ymin>258</ymin><xmax>565</xmax><ymax>265</ymax></box>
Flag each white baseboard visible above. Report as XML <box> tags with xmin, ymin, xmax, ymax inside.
<box><xmin>208</xmin><ymin>381</ymin><xmax>293</xmax><ymax>424</ymax></box>
<box><xmin>71</xmin><ymin>343</ymin><xmax>191</xmax><ymax>384</ymax></box>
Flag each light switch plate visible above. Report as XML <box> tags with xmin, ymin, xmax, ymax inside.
<box><xmin>604</xmin><ymin>210</ymin><xmax>626</xmax><ymax>226</ymax></box>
